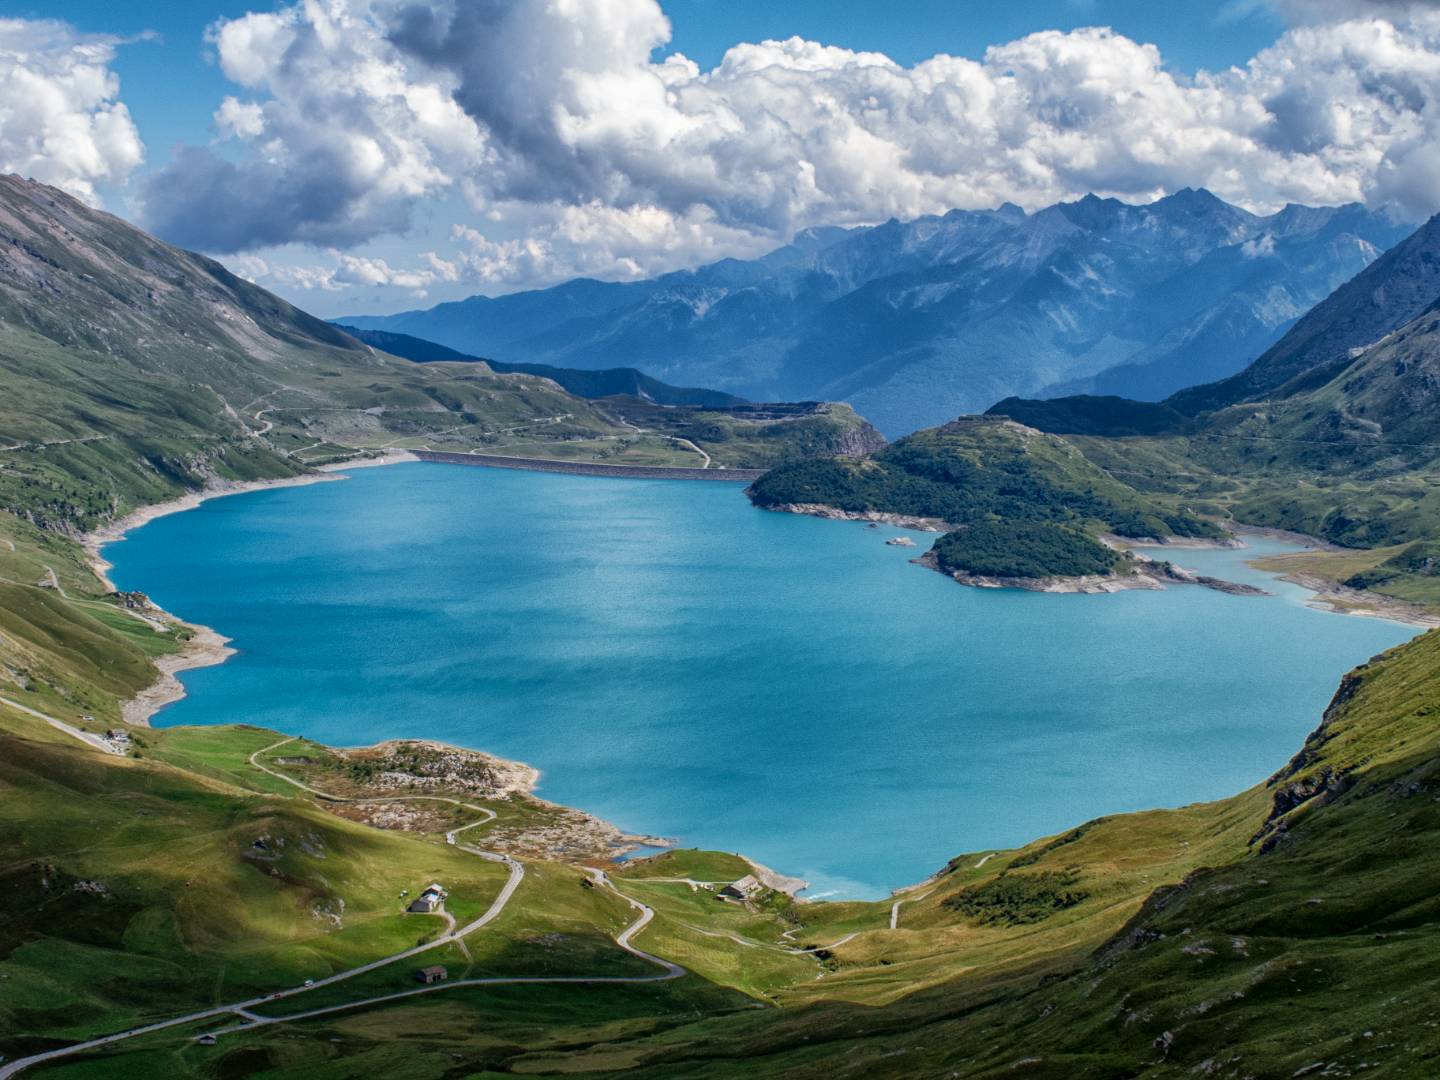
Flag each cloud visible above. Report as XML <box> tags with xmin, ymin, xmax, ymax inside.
<box><xmin>1240</xmin><ymin>233</ymin><xmax>1277</xmax><ymax>257</ymax></box>
<box><xmin>235</xmin><ymin>249</ymin><xmax>455</xmax><ymax>295</ymax></box>
<box><xmin>140</xmin><ymin>1</ymin><xmax>1440</xmax><ymax>289</ymax></box>
<box><xmin>0</xmin><ymin>18</ymin><xmax>144</xmax><ymax>204</ymax></box>
<box><xmin>1269</xmin><ymin>1</ymin><xmax>1440</xmax><ymax>23</ymax></box>
<box><xmin>445</xmin><ymin>202</ymin><xmax>775</xmax><ymax>286</ymax></box>
<box><xmin>239</xmin><ymin>201</ymin><xmax>773</xmax><ymax>298</ymax></box>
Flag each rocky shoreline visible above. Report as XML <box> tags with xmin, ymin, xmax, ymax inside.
<box><xmin>1100</xmin><ymin>532</ymin><xmax>1244</xmax><ymax>551</ymax></box>
<box><xmin>1225</xmin><ymin>525</ymin><xmax>1438</xmax><ymax>627</ymax></box>
<box><xmin>763</xmin><ymin>502</ymin><xmax>1292</xmax><ymax>600</ymax></box>
<box><xmin>760</xmin><ymin>502</ymin><xmax>952</xmax><ymax>532</ymax></box>
<box><xmin>1263</xmin><ymin>570</ymin><xmax>1440</xmax><ymax>628</ymax></box>
<box><xmin>87</xmin><ymin>475</ymin><xmax>336</xmax><ymax>725</ymax></box>
<box><xmin>913</xmin><ymin>550</ymin><xmax>1267</xmax><ymax>597</ymax></box>
<box><xmin>84</xmin><ymin>472</ymin><xmax>340</xmax><ymax>592</ymax></box>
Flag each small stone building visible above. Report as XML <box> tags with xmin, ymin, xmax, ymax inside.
<box><xmin>414</xmin><ymin>965</ymin><xmax>448</xmax><ymax>984</ymax></box>
<box><xmin>718</xmin><ymin>874</ymin><xmax>763</xmax><ymax>900</ymax></box>
<box><xmin>408</xmin><ymin>883</ymin><xmax>448</xmax><ymax>914</ymax></box>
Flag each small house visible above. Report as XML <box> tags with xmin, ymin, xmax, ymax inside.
<box><xmin>414</xmin><ymin>965</ymin><xmax>448</xmax><ymax>985</ymax></box>
<box><xmin>718</xmin><ymin>874</ymin><xmax>763</xmax><ymax>900</ymax></box>
<box><xmin>407</xmin><ymin>883</ymin><xmax>448</xmax><ymax>914</ymax></box>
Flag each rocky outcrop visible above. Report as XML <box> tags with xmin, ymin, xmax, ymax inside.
<box><xmin>1140</xmin><ymin>558</ymin><xmax>1268</xmax><ymax>596</ymax></box>
<box><xmin>1247</xmin><ymin>666</ymin><xmax>1371</xmax><ymax>851</ymax></box>
<box><xmin>760</xmin><ymin>504</ymin><xmax>951</xmax><ymax>532</ymax></box>
<box><xmin>826</xmin><ymin>418</ymin><xmax>889</xmax><ymax>457</ymax></box>
<box><xmin>337</xmin><ymin>739</ymin><xmax>537</xmax><ymax>798</ymax></box>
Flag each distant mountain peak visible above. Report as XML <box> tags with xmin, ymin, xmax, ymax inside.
<box><xmin>1160</xmin><ymin>185</ymin><xmax>1223</xmax><ymax>205</ymax></box>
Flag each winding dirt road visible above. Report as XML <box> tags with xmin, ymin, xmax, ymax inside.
<box><xmin>0</xmin><ymin>695</ymin><xmax>121</xmax><ymax>756</ymax></box>
<box><xmin>889</xmin><ymin>890</ymin><xmax>933</xmax><ymax>930</ymax></box>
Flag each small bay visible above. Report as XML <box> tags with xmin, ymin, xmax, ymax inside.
<box><xmin>106</xmin><ymin>462</ymin><xmax>1416</xmax><ymax>899</ymax></box>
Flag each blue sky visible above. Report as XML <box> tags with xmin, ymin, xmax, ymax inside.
<box><xmin>9</xmin><ymin>0</ymin><xmax>1439</xmax><ymax>315</ymax></box>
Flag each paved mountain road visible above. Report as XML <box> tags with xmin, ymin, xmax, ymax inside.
<box><xmin>0</xmin><ymin>741</ymin><xmax>692</xmax><ymax>1077</ymax></box>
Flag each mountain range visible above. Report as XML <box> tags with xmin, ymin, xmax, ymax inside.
<box><xmin>994</xmin><ymin>206</ymin><xmax>1440</xmax><ymax>468</ymax></box>
<box><xmin>342</xmin><ymin>190</ymin><xmax>1411</xmax><ymax>435</ymax></box>
<box><xmin>1168</xmin><ymin>211</ymin><xmax>1440</xmax><ymax>415</ymax></box>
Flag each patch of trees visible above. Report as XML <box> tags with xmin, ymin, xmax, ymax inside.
<box><xmin>932</xmin><ymin>521</ymin><xmax>1120</xmax><ymax>580</ymax></box>
<box><xmin>943</xmin><ymin>870</ymin><xmax>1090</xmax><ymax>926</ymax></box>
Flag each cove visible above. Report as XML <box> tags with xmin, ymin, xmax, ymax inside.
<box><xmin>105</xmin><ymin>461</ymin><xmax>1417</xmax><ymax>899</ymax></box>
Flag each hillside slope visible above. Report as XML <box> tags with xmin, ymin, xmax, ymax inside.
<box><xmin>343</xmin><ymin>191</ymin><xmax>1407</xmax><ymax>435</ymax></box>
<box><xmin>491</xmin><ymin>627</ymin><xmax>1440</xmax><ymax>1079</ymax></box>
<box><xmin>0</xmin><ymin>175</ymin><xmax>639</xmax><ymax>530</ymax></box>
<box><xmin>13</xmin><ymin>608</ymin><xmax>1434</xmax><ymax>1077</ymax></box>
<box><xmin>1168</xmin><ymin>213</ymin><xmax>1440</xmax><ymax>414</ymax></box>
<box><xmin>334</xmin><ymin>324</ymin><xmax>749</xmax><ymax>407</ymax></box>
<box><xmin>0</xmin><ymin>176</ymin><xmax>888</xmax><ymax>535</ymax></box>
<box><xmin>6</xmin><ymin>181</ymin><xmax>1440</xmax><ymax>1080</ymax></box>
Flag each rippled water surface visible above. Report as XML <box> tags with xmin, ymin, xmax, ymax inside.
<box><xmin>107</xmin><ymin>462</ymin><xmax>1416</xmax><ymax>897</ymax></box>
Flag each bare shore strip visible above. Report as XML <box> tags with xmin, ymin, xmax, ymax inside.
<box><xmin>1259</xmin><ymin>567</ymin><xmax>1440</xmax><ymax>628</ymax></box>
<box><xmin>85</xmin><ymin>451</ymin><xmax>418</xmax><ymax>726</ymax></box>
<box><xmin>1222</xmin><ymin>524</ymin><xmax>1440</xmax><ymax>628</ymax></box>
<box><xmin>765</xmin><ymin>503</ymin><xmax>1264</xmax><ymax>596</ymax></box>
<box><xmin>760</xmin><ymin>502</ymin><xmax>953</xmax><ymax>531</ymax></box>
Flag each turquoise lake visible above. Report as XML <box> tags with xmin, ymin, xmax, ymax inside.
<box><xmin>105</xmin><ymin>461</ymin><xmax>1417</xmax><ymax>899</ymax></box>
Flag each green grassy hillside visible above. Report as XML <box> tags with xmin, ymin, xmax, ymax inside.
<box><xmin>4</xmin><ymin>441</ymin><xmax>1438</xmax><ymax>1079</ymax></box>
<box><xmin>23</xmin><ymin>625</ymin><xmax>1426</xmax><ymax>1079</ymax></box>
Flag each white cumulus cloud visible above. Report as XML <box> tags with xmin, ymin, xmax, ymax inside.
<box><xmin>244</xmin><ymin>248</ymin><xmax>462</xmax><ymax>296</ymax></box>
<box><xmin>133</xmin><ymin>1</ymin><xmax>1440</xmax><ymax>290</ymax></box>
<box><xmin>0</xmin><ymin>19</ymin><xmax>145</xmax><ymax>204</ymax></box>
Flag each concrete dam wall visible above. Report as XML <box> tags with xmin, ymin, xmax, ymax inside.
<box><xmin>413</xmin><ymin>450</ymin><xmax>766</xmax><ymax>482</ymax></box>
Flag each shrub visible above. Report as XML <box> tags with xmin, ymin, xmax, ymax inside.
<box><xmin>932</xmin><ymin>521</ymin><xmax>1120</xmax><ymax>580</ymax></box>
<box><xmin>943</xmin><ymin>871</ymin><xmax>1090</xmax><ymax>926</ymax></box>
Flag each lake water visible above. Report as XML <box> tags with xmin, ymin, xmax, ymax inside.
<box><xmin>106</xmin><ymin>462</ymin><xmax>1417</xmax><ymax>899</ymax></box>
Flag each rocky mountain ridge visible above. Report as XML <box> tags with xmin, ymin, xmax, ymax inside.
<box><xmin>344</xmin><ymin>189</ymin><xmax>1410</xmax><ymax>435</ymax></box>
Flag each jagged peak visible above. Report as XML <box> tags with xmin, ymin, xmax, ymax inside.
<box><xmin>1158</xmin><ymin>185</ymin><xmax>1225</xmax><ymax>206</ymax></box>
